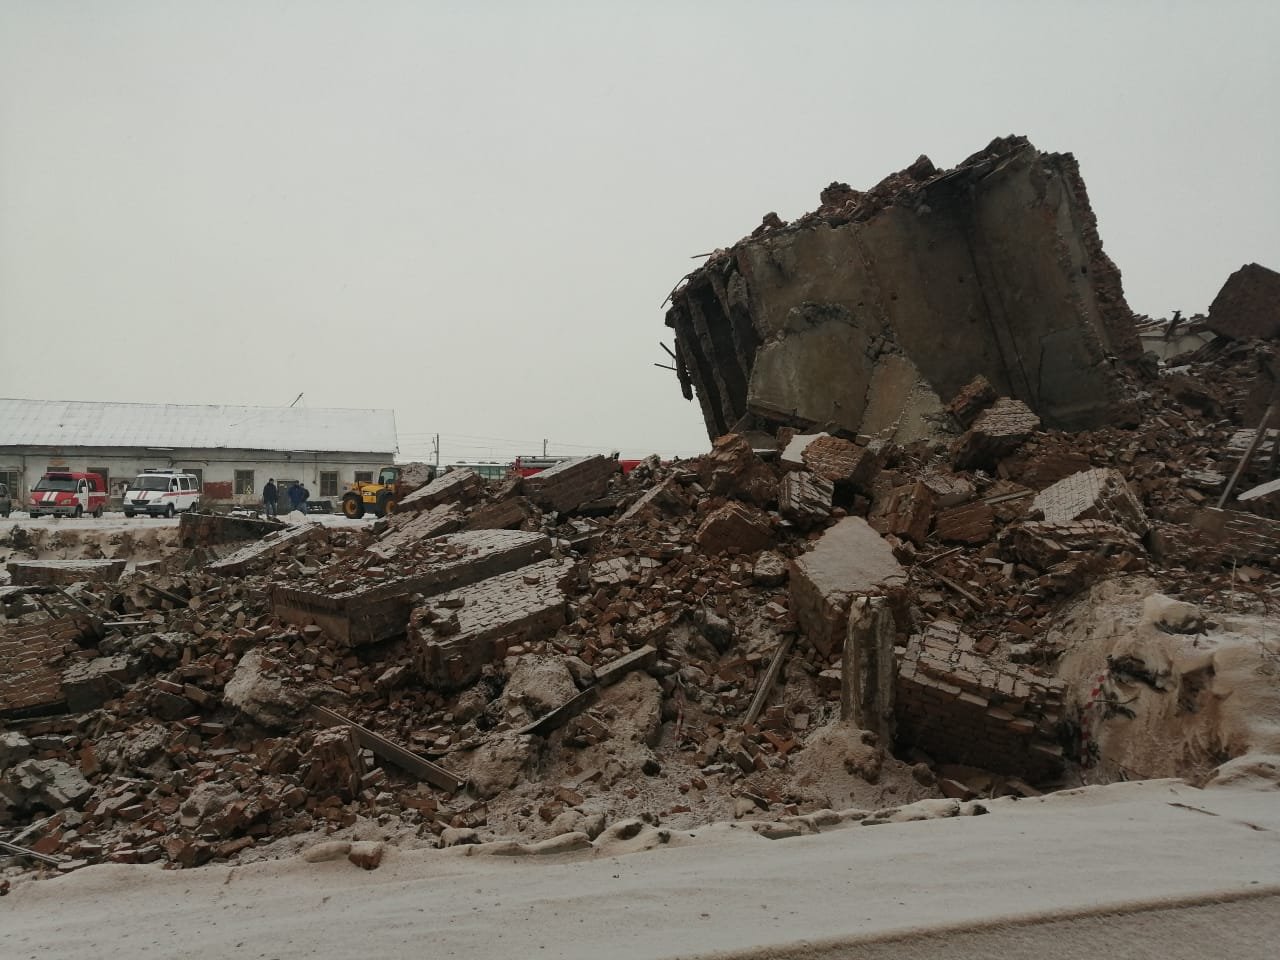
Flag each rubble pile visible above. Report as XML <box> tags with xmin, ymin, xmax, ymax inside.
<box><xmin>2</xmin><ymin>325</ymin><xmax>1275</xmax><ymax>880</ymax></box>
<box><xmin>2</xmin><ymin>134</ymin><xmax>1279</xmax><ymax>882</ymax></box>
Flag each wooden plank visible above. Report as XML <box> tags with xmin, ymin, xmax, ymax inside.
<box><xmin>138</xmin><ymin>581</ymin><xmax>190</xmax><ymax>608</ymax></box>
<box><xmin>932</xmin><ymin>572</ymin><xmax>983</xmax><ymax>607</ymax></box>
<box><xmin>0</xmin><ymin>838</ymin><xmax>64</xmax><ymax>866</ymax></box>
<box><xmin>1218</xmin><ymin>399</ymin><xmax>1276</xmax><ymax>508</ymax></box>
<box><xmin>311</xmin><ymin>705</ymin><xmax>465</xmax><ymax>792</ymax></box>
<box><xmin>743</xmin><ymin>634</ymin><xmax>794</xmax><ymax>728</ymax></box>
<box><xmin>593</xmin><ymin>644</ymin><xmax>657</xmax><ymax>687</ymax></box>
<box><xmin>518</xmin><ymin>686</ymin><xmax>599</xmax><ymax>738</ymax></box>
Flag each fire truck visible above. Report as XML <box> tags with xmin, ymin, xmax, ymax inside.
<box><xmin>510</xmin><ymin>454</ymin><xmax>642</xmax><ymax>477</ymax></box>
<box><xmin>27</xmin><ymin>471</ymin><xmax>108</xmax><ymax>518</ymax></box>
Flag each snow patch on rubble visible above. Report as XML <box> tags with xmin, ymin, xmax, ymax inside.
<box><xmin>1055</xmin><ymin>576</ymin><xmax>1280</xmax><ymax>786</ymax></box>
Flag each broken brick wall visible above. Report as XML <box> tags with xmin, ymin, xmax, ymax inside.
<box><xmin>895</xmin><ymin>621</ymin><xmax>1066</xmax><ymax>783</ymax></box>
<box><xmin>666</xmin><ymin>136</ymin><xmax>1140</xmax><ymax>441</ymax></box>
<box><xmin>0</xmin><ymin>620</ymin><xmax>81</xmax><ymax>717</ymax></box>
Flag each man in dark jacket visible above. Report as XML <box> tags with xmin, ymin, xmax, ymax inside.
<box><xmin>262</xmin><ymin>478</ymin><xmax>278</xmax><ymax>517</ymax></box>
<box><xmin>287</xmin><ymin>482</ymin><xmax>304</xmax><ymax>514</ymax></box>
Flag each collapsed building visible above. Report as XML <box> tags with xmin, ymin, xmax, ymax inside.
<box><xmin>665</xmin><ymin>135</ymin><xmax>1140</xmax><ymax>441</ymax></box>
<box><xmin>2</xmin><ymin>136</ymin><xmax>1279</xmax><ymax>880</ymax></box>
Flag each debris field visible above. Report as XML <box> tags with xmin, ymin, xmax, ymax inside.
<box><xmin>2</xmin><ymin>135</ymin><xmax>1278</xmax><ymax>880</ymax></box>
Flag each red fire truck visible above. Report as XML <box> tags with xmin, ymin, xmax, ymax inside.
<box><xmin>27</xmin><ymin>471</ymin><xmax>109</xmax><ymax>518</ymax></box>
<box><xmin>510</xmin><ymin>456</ymin><xmax>572</xmax><ymax>478</ymax></box>
<box><xmin>511</xmin><ymin>454</ymin><xmax>643</xmax><ymax>477</ymax></box>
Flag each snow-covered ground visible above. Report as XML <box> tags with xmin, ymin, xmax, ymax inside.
<box><xmin>5</xmin><ymin>779</ymin><xmax>1280</xmax><ymax>960</ymax></box>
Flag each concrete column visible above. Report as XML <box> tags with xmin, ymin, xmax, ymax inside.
<box><xmin>841</xmin><ymin>596</ymin><xmax>896</xmax><ymax>744</ymax></box>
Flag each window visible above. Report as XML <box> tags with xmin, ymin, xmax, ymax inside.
<box><xmin>88</xmin><ymin>467</ymin><xmax>109</xmax><ymax>492</ymax></box>
<box><xmin>234</xmin><ymin>470</ymin><xmax>255</xmax><ymax>495</ymax></box>
<box><xmin>179</xmin><ymin>477</ymin><xmax>191</xmax><ymax>491</ymax></box>
<box><xmin>320</xmin><ymin>471</ymin><xmax>339</xmax><ymax>497</ymax></box>
<box><xmin>184</xmin><ymin>468</ymin><xmax>203</xmax><ymax>489</ymax></box>
<box><xmin>354</xmin><ymin>471</ymin><xmax>373</xmax><ymax>484</ymax></box>
<box><xmin>0</xmin><ymin>470</ymin><xmax>19</xmax><ymax>498</ymax></box>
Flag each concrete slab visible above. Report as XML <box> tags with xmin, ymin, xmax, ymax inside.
<box><xmin>789</xmin><ymin>517</ymin><xmax>906</xmax><ymax>656</ymax></box>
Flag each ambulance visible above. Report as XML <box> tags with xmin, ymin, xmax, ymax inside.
<box><xmin>123</xmin><ymin>469</ymin><xmax>202</xmax><ymax>518</ymax></box>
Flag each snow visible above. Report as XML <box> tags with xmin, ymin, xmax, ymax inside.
<box><xmin>0</xmin><ymin>398</ymin><xmax>396</xmax><ymax>454</ymax></box>
<box><xmin>4</xmin><ymin>780</ymin><xmax>1280</xmax><ymax>959</ymax></box>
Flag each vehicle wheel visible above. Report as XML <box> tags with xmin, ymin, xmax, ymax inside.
<box><xmin>341</xmin><ymin>496</ymin><xmax>365</xmax><ymax>519</ymax></box>
<box><xmin>93</xmin><ymin>506</ymin><xmax>103</xmax><ymax>518</ymax></box>
<box><xmin>375</xmin><ymin>495</ymin><xmax>397</xmax><ymax>518</ymax></box>
<box><xmin>124</xmin><ymin>511</ymin><xmax>135</xmax><ymax>518</ymax></box>
<box><xmin>165</xmin><ymin>504</ymin><xmax>175</xmax><ymax>519</ymax></box>
<box><xmin>29</xmin><ymin>511</ymin><xmax>39</xmax><ymax>518</ymax></box>
<box><xmin>74</xmin><ymin>506</ymin><xmax>83</xmax><ymax>518</ymax></box>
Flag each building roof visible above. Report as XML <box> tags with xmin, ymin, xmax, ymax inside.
<box><xmin>0</xmin><ymin>398</ymin><xmax>398</xmax><ymax>455</ymax></box>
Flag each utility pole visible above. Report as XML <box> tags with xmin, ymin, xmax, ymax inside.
<box><xmin>432</xmin><ymin>434</ymin><xmax>440</xmax><ymax>470</ymax></box>
<box><xmin>542</xmin><ymin>438</ymin><xmax>548</xmax><ymax>457</ymax></box>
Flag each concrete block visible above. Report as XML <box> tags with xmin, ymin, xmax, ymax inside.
<box><xmin>951</xmin><ymin>398</ymin><xmax>1041</xmax><ymax>470</ymax></box>
<box><xmin>62</xmin><ymin>654</ymin><xmax>137</xmax><ymax>713</ymax></box>
<box><xmin>412</xmin><ymin>558</ymin><xmax>572</xmax><ymax>691</ymax></box>
<box><xmin>7</xmin><ymin>559</ymin><xmax>127</xmax><ymax>586</ymax></box>
<box><xmin>934</xmin><ymin>501</ymin><xmax>995</xmax><ymax>544</ymax></box>
<box><xmin>695</xmin><ymin>502</ymin><xmax>774</xmax><ymax>555</ymax></box>
<box><xmin>841</xmin><ymin>597</ymin><xmax>896</xmax><ymax>743</ymax></box>
<box><xmin>869</xmin><ymin>481</ymin><xmax>933</xmax><ymax>546</ymax></box>
<box><xmin>1032</xmin><ymin>467</ymin><xmax>1148</xmax><ymax>536</ymax></box>
<box><xmin>398</xmin><ymin>468</ymin><xmax>485</xmax><ymax>513</ymax></box>
<box><xmin>779</xmin><ymin>471</ymin><xmax>834</xmax><ymax>530</ymax></box>
<box><xmin>789</xmin><ymin>517</ymin><xmax>906</xmax><ymax>656</ymax></box>
<box><xmin>522</xmin><ymin>456</ymin><xmax>618</xmax><ymax>514</ymax></box>
<box><xmin>1207</xmin><ymin>262</ymin><xmax>1280</xmax><ymax>341</ymax></box>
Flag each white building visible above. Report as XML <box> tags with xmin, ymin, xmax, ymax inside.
<box><xmin>0</xmin><ymin>398</ymin><xmax>397</xmax><ymax>508</ymax></box>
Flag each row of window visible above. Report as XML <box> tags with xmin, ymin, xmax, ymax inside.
<box><xmin>233</xmin><ymin>470</ymin><xmax>369</xmax><ymax>497</ymax></box>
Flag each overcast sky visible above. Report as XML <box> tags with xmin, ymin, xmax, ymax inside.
<box><xmin>2</xmin><ymin>1</ymin><xmax>1277</xmax><ymax>465</ymax></box>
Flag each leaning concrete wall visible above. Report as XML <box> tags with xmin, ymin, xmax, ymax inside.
<box><xmin>667</xmin><ymin>136</ymin><xmax>1140</xmax><ymax>440</ymax></box>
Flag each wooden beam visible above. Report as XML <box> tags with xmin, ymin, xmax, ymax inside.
<box><xmin>0</xmin><ymin>838</ymin><xmax>64</xmax><ymax>866</ymax></box>
<box><xmin>743</xmin><ymin>634</ymin><xmax>794</xmax><ymax>728</ymax></box>
<box><xmin>311</xmin><ymin>705</ymin><xmax>465</xmax><ymax>793</ymax></box>
<box><xmin>518</xmin><ymin>687</ymin><xmax>599</xmax><ymax>738</ymax></box>
<box><xmin>1218</xmin><ymin>399</ymin><xmax>1277</xmax><ymax>508</ymax></box>
<box><xmin>138</xmin><ymin>581</ymin><xmax>190</xmax><ymax>608</ymax></box>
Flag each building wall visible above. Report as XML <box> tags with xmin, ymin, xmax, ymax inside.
<box><xmin>0</xmin><ymin>446</ymin><xmax>394</xmax><ymax>508</ymax></box>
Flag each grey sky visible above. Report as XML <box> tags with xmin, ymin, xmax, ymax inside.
<box><xmin>2</xmin><ymin>1</ymin><xmax>1277</xmax><ymax>466</ymax></box>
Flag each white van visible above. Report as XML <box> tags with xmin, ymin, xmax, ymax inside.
<box><xmin>123</xmin><ymin>469</ymin><xmax>202</xmax><ymax>518</ymax></box>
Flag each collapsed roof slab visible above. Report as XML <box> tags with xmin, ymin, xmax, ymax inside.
<box><xmin>666</xmin><ymin>136</ymin><xmax>1140</xmax><ymax>441</ymax></box>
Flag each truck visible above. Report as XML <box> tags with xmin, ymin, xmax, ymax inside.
<box><xmin>27</xmin><ymin>471</ymin><xmax>108</xmax><ymax>518</ymax></box>
<box><xmin>339</xmin><ymin>462</ymin><xmax>436</xmax><ymax>519</ymax></box>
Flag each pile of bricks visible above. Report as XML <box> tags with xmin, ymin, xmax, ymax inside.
<box><xmin>896</xmin><ymin>622</ymin><xmax>1065</xmax><ymax>781</ymax></box>
<box><xmin>1</xmin><ymin>330</ymin><xmax>1277</xmax><ymax>879</ymax></box>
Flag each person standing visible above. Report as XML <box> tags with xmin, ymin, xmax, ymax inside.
<box><xmin>262</xmin><ymin>478</ymin><xmax>278</xmax><ymax>517</ymax></box>
<box><xmin>287</xmin><ymin>482</ymin><xmax>304</xmax><ymax>514</ymax></box>
<box><xmin>298</xmin><ymin>483</ymin><xmax>310</xmax><ymax>514</ymax></box>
